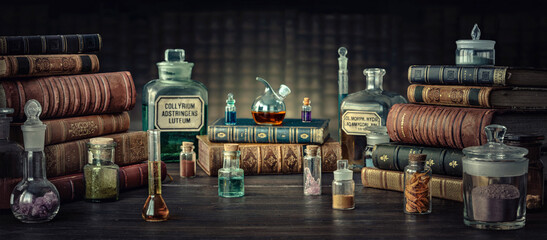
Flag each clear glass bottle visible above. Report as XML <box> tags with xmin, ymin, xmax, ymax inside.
<box><xmin>332</xmin><ymin>160</ymin><xmax>355</xmax><ymax>210</ymax></box>
<box><xmin>456</xmin><ymin>24</ymin><xmax>495</xmax><ymax>66</ymax></box>
<box><xmin>303</xmin><ymin>145</ymin><xmax>321</xmax><ymax>195</ymax></box>
<box><xmin>363</xmin><ymin>126</ymin><xmax>390</xmax><ymax>168</ymax></box>
<box><xmin>84</xmin><ymin>137</ymin><xmax>119</xmax><ymax>202</ymax></box>
<box><xmin>403</xmin><ymin>154</ymin><xmax>432</xmax><ymax>215</ymax></box>
<box><xmin>225</xmin><ymin>93</ymin><xmax>236</xmax><ymax>125</ymax></box>
<box><xmin>142</xmin><ymin>130</ymin><xmax>169</xmax><ymax>222</ymax></box>
<box><xmin>251</xmin><ymin>77</ymin><xmax>291</xmax><ymax>125</ymax></box>
<box><xmin>463</xmin><ymin>125</ymin><xmax>528</xmax><ymax>230</ymax></box>
<box><xmin>218</xmin><ymin>144</ymin><xmax>244</xmax><ymax>198</ymax></box>
<box><xmin>142</xmin><ymin>49</ymin><xmax>208</xmax><ymax>162</ymax></box>
<box><xmin>10</xmin><ymin>100</ymin><xmax>60</xmax><ymax>223</ymax></box>
<box><xmin>0</xmin><ymin>108</ymin><xmax>23</xmax><ymax>180</ymax></box>
<box><xmin>179</xmin><ymin>141</ymin><xmax>196</xmax><ymax>178</ymax></box>
<box><xmin>340</xmin><ymin>68</ymin><xmax>407</xmax><ymax>171</ymax></box>
<box><xmin>301</xmin><ymin>97</ymin><xmax>312</xmax><ymax>123</ymax></box>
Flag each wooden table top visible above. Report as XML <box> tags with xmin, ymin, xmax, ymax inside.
<box><xmin>1</xmin><ymin>163</ymin><xmax>546</xmax><ymax>239</ymax></box>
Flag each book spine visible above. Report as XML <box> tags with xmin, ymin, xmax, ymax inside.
<box><xmin>372</xmin><ymin>143</ymin><xmax>463</xmax><ymax>177</ymax></box>
<box><xmin>208</xmin><ymin>125</ymin><xmax>327</xmax><ymax>144</ymax></box>
<box><xmin>0</xmin><ymin>34</ymin><xmax>102</xmax><ymax>55</ymax></box>
<box><xmin>386</xmin><ymin>104</ymin><xmax>496</xmax><ymax>149</ymax></box>
<box><xmin>407</xmin><ymin>65</ymin><xmax>508</xmax><ymax>86</ymax></box>
<box><xmin>43</xmin><ymin>131</ymin><xmax>148</xmax><ymax>178</ymax></box>
<box><xmin>10</xmin><ymin>112</ymin><xmax>130</xmax><ymax>146</ymax></box>
<box><xmin>361</xmin><ymin>167</ymin><xmax>463</xmax><ymax>202</ymax></box>
<box><xmin>0</xmin><ymin>71</ymin><xmax>136</xmax><ymax>121</ymax></box>
<box><xmin>0</xmin><ymin>54</ymin><xmax>99</xmax><ymax>78</ymax></box>
<box><xmin>407</xmin><ymin>84</ymin><xmax>495</xmax><ymax>108</ymax></box>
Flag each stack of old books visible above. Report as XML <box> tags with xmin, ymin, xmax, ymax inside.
<box><xmin>199</xmin><ymin>118</ymin><xmax>342</xmax><ymax>176</ymax></box>
<box><xmin>0</xmin><ymin>34</ymin><xmax>165</xmax><ymax>209</ymax></box>
<box><xmin>361</xmin><ymin>65</ymin><xmax>547</xmax><ymax>202</ymax></box>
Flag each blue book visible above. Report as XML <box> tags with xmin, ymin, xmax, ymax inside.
<box><xmin>208</xmin><ymin>118</ymin><xmax>330</xmax><ymax>144</ymax></box>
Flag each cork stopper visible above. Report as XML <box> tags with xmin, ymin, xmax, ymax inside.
<box><xmin>408</xmin><ymin>154</ymin><xmax>427</xmax><ymax>163</ymax></box>
<box><xmin>303</xmin><ymin>97</ymin><xmax>310</xmax><ymax>105</ymax></box>
<box><xmin>90</xmin><ymin>137</ymin><xmax>114</xmax><ymax>145</ymax></box>
<box><xmin>224</xmin><ymin>144</ymin><xmax>239</xmax><ymax>152</ymax></box>
<box><xmin>305</xmin><ymin>145</ymin><xmax>319</xmax><ymax>155</ymax></box>
<box><xmin>181</xmin><ymin>141</ymin><xmax>194</xmax><ymax>152</ymax></box>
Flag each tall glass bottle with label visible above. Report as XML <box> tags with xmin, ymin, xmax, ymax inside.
<box><xmin>340</xmin><ymin>68</ymin><xmax>406</xmax><ymax>171</ymax></box>
<box><xmin>142</xmin><ymin>49</ymin><xmax>208</xmax><ymax>162</ymax></box>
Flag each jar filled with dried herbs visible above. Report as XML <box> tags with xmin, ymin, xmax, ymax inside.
<box><xmin>84</xmin><ymin>137</ymin><xmax>119</xmax><ymax>202</ymax></box>
<box><xmin>404</xmin><ymin>154</ymin><xmax>431</xmax><ymax>214</ymax></box>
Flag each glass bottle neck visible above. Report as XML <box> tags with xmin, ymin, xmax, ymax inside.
<box><xmin>365</xmin><ymin>74</ymin><xmax>384</xmax><ymax>91</ymax></box>
<box><xmin>223</xmin><ymin>151</ymin><xmax>240</xmax><ymax>169</ymax></box>
<box><xmin>409</xmin><ymin>161</ymin><xmax>426</xmax><ymax>170</ymax></box>
<box><xmin>23</xmin><ymin>151</ymin><xmax>47</xmax><ymax>180</ymax></box>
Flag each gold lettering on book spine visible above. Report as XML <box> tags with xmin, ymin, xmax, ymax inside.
<box><xmin>68</xmin><ymin>121</ymin><xmax>98</xmax><ymax>138</ymax></box>
<box><xmin>493</xmin><ymin>67</ymin><xmax>508</xmax><ymax>86</ymax></box>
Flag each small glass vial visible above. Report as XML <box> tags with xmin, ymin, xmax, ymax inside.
<box><xmin>84</xmin><ymin>137</ymin><xmax>119</xmax><ymax>202</ymax></box>
<box><xmin>332</xmin><ymin>160</ymin><xmax>355</xmax><ymax>210</ymax></box>
<box><xmin>404</xmin><ymin>154</ymin><xmax>432</xmax><ymax>215</ymax></box>
<box><xmin>225</xmin><ymin>93</ymin><xmax>236</xmax><ymax>125</ymax></box>
<box><xmin>301</xmin><ymin>97</ymin><xmax>312</xmax><ymax>123</ymax></box>
<box><xmin>303</xmin><ymin>145</ymin><xmax>321</xmax><ymax>195</ymax></box>
<box><xmin>218</xmin><ymin>144</ymin><xmax>244</xmax><ymax>198</ymax></box>
<box><xmin>362</xmin><ymin>126</ymin><xmax>389</xmax><ymax>168</ymax></box>
<box><xmin>142</xmin><ymin>130</ymin><xmax>169</xmax><ymax>222</ymax></box>
<box><xmin>180</xmin><ymin>141</ymin><xmax>196</xmax><ymax>178</ymax></box>
<box><xmin>456</xmin><ymin>24</ymin><xmax>495</xmax><ymax>66</ymax></box>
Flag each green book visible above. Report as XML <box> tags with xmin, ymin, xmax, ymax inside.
<box><xmin>208</xmin><ymin>118</ymin><xmax>330</xmax><ymax>144</ymax></box>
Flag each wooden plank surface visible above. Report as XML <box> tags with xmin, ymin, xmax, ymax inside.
<box><xmin>1</xmin><ymin>163</ymin><xmax>546</xmax><ymax>239</ymax></box>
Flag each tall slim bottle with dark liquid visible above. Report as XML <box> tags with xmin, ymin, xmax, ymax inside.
<box><xmin>142</xmin><ymin>130</ymin><xmax>169</xmax><ymax>222</ymax></box>
<box><xmin>340</xmin><ymin>68</ymin><xmax>406</xmax><ymax>171</ymax></box>
<box><xmin>142</xmin><ymin>49</ymin><xmax>208</xmax><ymax>162</ymax></box>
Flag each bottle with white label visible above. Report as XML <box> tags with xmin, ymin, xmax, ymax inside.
<box><xmin>142</xmin><ymin>49</ymin><xmax>208</xmax><ymax>162</ymax></box>
<box><xmin>340</xmin><ymin>68</ymin><xmax>406</xmax><ymax>171</ymax></box>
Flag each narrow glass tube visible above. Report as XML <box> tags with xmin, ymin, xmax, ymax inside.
<box><xmin>142</xmin><ymin>129</ymin><xmax>169</xmax><ymax>222</ymax></box>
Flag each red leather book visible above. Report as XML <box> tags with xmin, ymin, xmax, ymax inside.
<box><xmin>0</xmin><ymin>162</ymin><xmax>167</xmax><ymax>209</ymax></box>
<box><xmin>0</xmin><ymin>54</ymin><xmax>99</xmax><ymax>78</ymax></box>
<box><xmin>0</xmin><ymin>71</ymin><xmax>136</xmax><ymax>121</ymax></box>
<box><xmin>10</xmin><ymin>112</ymin><xmax>130</xmax><ymax>146</ymax></box>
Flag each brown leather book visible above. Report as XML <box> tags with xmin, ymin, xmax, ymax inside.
<box><xmin>197</xmin><ymin>135</ymin><xmax>342</xmax><ymax>176</ymax></box>
<box><xmin>361</xmin><ymin>167</ymin><xmax>463</xmax><ymax>202</ymax></box>
<box><xmin>0</xmin><ymin>54</ymin><xmax>99</xmax><ymax>78</ymax></box>
<box><xmin>407</xmin><ymin>84</ymin><xmax>547</xmax><ymax>109</ymax></box>
<box><xmin>10</xmin><ymin>112</ymin><xmax>130</xmax><ymax>146</ymax></box>
<box><xmin>0</xmin><ymin>71</ymin><xmax>136</xmax><ymax>121</ymax></box>
<box><xmin>0</xmin><ymin>162</ymin><xmax>166</xmax><ymax>209</ymax></box>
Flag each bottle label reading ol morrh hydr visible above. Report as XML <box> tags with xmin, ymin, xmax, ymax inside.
<box><xmin>341</xmin><ymin>111</ymin><xmax>381</xmax><ymax>136</ymax></box>
<box><xmin>154</xmin><ymin>96</ymin><xmax>204</xmax><ymax>131</ymax></box>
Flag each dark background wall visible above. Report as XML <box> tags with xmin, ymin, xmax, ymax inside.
<box><xmin>3</xmin><ymin>0</ymin><xmax>547</xmax><ymax>139</ymax></box>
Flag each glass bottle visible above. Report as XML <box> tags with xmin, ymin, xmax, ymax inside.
<box><xmin>340</xmin><ymin>68</ymin><xmax>407</xmax><ymax>171</ymax></box>
<box><xmin>10</xmin><ymin>100</ymin><xmax>60</xmax><ymax>223</ymax></box>
<box><xmin>456</xmin><ymin>24</ymin><xmax>495</xmax><ymax>66</ymax></box>
<box><xmin>363</xmin><ymin>126</ymin><xmax>390</xmax><ymax>168</ymax></box>
<box><xmin>332</xmin><ymin>160</ymin><xmax>355</xmax><ymax>210</ymax></box>
<box><xmin>218</xmin><ymin>144</ymin><xmax>244</xmax><ymax>198</ymax></box>
<box><xmin>403</xmin><ymin>154</ymin><xmax>432</xmax><ymax>215</ymax></box>
<box><xmin>251</xmin><ymin>77</ymin><xmax>291</xmax><ymax>125</ymax></box>
<box><xmin>303</xmin><ymin>145</ymin><xmax>321</xmax><ymax>195</ymax></box>
<box><xmin>84</xmin><ymin>137</ymin><xmax>119</xmax><ymax>202</ymax></box>
<box><xmin>142</xmin><ymin>49</ymin><xmax>208</xmax><ymax>162</ymax></box>
<box><xmin>0</xmin><ymin>108</ymin><xmax>23</xmax><ymax>179</ymax></box>
<box><xmin>301</xmin><ymin>97</ymin><xmax>312</xmax><ymax>123</ymax></box>
<box><xmin>225</xmin><ymin>93</ymin><xmax>236</xmax><ymax>125</ymax></box>
<box><xmin>142</xmin><ymin>129</ymin><xmax>169</xmax><ymax>222</ymax></box>
<box><xmin>179</xmin><ymin>141</ymin><xmax>196</xmax><ymax>178</ymax></box>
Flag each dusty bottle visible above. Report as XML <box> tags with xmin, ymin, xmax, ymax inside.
<box><xmin>142</xmin><ymin>129</ymin><xmax>169</xmax><ymax>222</ymax></box>
<box><xmin>84</xmin><ymin>137</ymin><xmax>119</xmax><ymax>202</ymax></box>
<box><xmin>332</xmin><ymin>160</ymin><xmax>355</xmax><ymax>210</ymax></box>
<box><xmin>303</xmin><ymin>145</ymin><xmax>321</xmax><ymax>195</ymax></box>
<box><xmin>180</xmin><ymin>141</ymin><xmax>196</xmax><ymax>178</ymax></box>
<box><xmin>251</xmin><ymin>77</ymin><xmax>291</xmax><ymax>125</ymax></box>
<box><xmin>403</xmin><ymin>154</ymin><xmax>432</xmax><ymax>215</ymax></box>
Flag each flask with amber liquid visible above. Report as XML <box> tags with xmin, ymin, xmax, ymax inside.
<box><xmin>251</xmin><ymin>77</ymin><xmax>291</xmax><ymax>125</ymax></box>
<box><xmin>142</xmin><ymin>129</ymin><xmax>169</xmax><ymax>222</ymax></box>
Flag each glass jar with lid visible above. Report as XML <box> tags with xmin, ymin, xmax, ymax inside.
<box><xmin>462</xmin><ymin>124</ymin><xmax>528</xmax><ymax>230</ymax></box>
<box><xmin>456</xmin><ymin>24</ymin><xmax>495</xmax><ymax>66</ymax></box>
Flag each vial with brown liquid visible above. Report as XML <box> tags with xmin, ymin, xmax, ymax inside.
<box><xmin>142</xmin><ymin>130</ymin><xmax>169</xmax><ymax>222</ymax></box>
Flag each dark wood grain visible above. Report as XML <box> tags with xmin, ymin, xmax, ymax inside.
<box><xmin>1</xmin><ymin>163</ymin><xmax>546</xmax><ymax>239</ymax></box>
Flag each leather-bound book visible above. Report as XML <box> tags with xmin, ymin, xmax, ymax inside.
<box><xmin>0</xmin><ymin>71</ymin><xmax>136</xmax><ymax>121</ymax></box>
<box><xmin>10</xmin><ymin>112</ymin><xmax>130</xmax><ymax>146</ymax></box>
<box><xmin>0</xmin><ymin>54</ymin><xmax>99</xmax><ymax>78</ymax></box>
<box><xmin>197</xmin><ymin>135</ymin><xmax>341</xmax><ymax>176</ymax></box>
<box><xmin>0</xmin><ymin>34</ymin><xmax>102</xmax><ymax>55</ymax></box>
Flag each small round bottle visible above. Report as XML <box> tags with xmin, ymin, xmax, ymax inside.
<box><xmin>84</xmin><ymin>137</ymin><xmax>119</xmax><ymax>202</ymax></box>
<box><xmin>303</xmin><ymin>145</ymin><xmax>321</xmax><ymax>195</ymax></box>
<box><xmin>404</xmin><ymin>154</ymin><xmax>432</xmax><ymax>215</ymax></box>
<box><xmin>180</xmin><ymin>141</ymin><xmax>197</xmax><ymax>178</ymax></box>
<box><xmin>332</xmin><ymin>160</ymin><xmax>355</xmax><ymax>210</ymax></box>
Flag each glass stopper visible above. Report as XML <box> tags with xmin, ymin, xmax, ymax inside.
<box><xmin>278</xmin><ymin>84</ymin><xmax>291</xmax><ymax>98</ymax></box>
<box><xmin>485</xmin><ymin>124</ymin><xmax>506</xmax><ymax>144</ymax></box>
<box><xmin>23</xmin><ymin>99</ymin><xmax>42</xmax><ymax>125</ymax></box>
<box><xmin>363</xmin><ymin>68</ymin><xmax>386</xmax><ymax>79</ymax></box>
<box><xmin>226</xmin><ymin>93</ymin><xmax>235</xmax><ymax>104</ymax></box>
<box><xmin>471</xmin><ymin>23</ymin><xmax>481</xmax><ymax>40</ymax></box>
<box><xmin>337</xmin><ymin>159</ymin><xmax>348</xmax><ymax>170</ymax></box>
<box><xmin>338</xmin><ymin>47</ymin><xmax>347</xmax><ymax>57</ymax></box>
<box><xmin>164</xmin><ymin>49</ymin><xmax>185</xmax><ymax>62</ymax></box>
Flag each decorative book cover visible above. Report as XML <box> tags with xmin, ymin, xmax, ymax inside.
<box><xmin>0</xmin><ymin>71</ymin><xmax>136</xmax><ymax>121</ymax></box>
<box><xmin>10</xmin><ymin>112</ymin><xmax>130</xmax><ymax>146</ymax></box>
<box><xmin>197</xmin><ymin>135</ymin><xmax>341</xmax><ymax>176</ymax></box>
<box><xmin>0</xmin><ymin>34</ymin><xmax>102</xmax><ymax>55</ymax></box>
<box><xmin>0</xmin><ymin>54</ymin><xmax>99</xmax><ymax>78</ymax></box>
<box><xmin>208</xmin><ymin>118</ymin><xmax>330</xmax><ymax>144</ymax></box>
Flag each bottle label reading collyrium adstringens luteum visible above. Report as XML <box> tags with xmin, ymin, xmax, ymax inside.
<box><xmin>154</xmin><ymin>96</ymin><xmax>204</xmax><ymax>131</ymax></box>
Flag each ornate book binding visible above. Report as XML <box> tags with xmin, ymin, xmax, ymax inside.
<box><xmin>408</xmin><ymin>65</ymin><xmax>508</xmax><ymax>86</ymax></box>
<box><xmin>0</xmin><ymin>34</ymin><xmax>102</xmax><ymax>55</ymax></box>
<box><xmin>361</xmin><ymin>167</ymin><xmax>463</xmax><ymax>202</ymax></box>
<box><xmin>407</xmin><ymin>84</ymin><xmax>497</xmax><ymax>108</ymax></box>
<box><xmin>0</xmin><ymin>54</ymin><xmax>99</xmax><ymax>78</ymax></box>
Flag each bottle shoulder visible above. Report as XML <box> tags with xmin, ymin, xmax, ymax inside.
<box><xmin>143</xmin><ymin>79</ymin><xmax>208</xmax><ymax>103</ymax></box>
<box><xmin>341</xmin><ymin>90</ymin><xmax>407</xmax><ymax>110</ymax></box>
<box><xmin>144</xmin><ymin>79</ymin><xmax>208</xmax><ymax>92</ymax></box>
